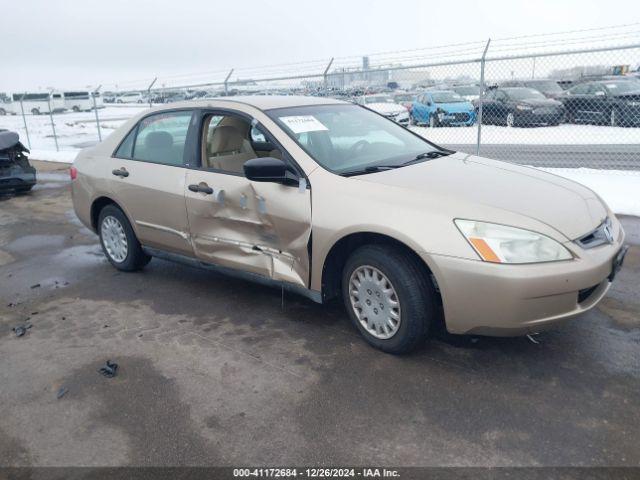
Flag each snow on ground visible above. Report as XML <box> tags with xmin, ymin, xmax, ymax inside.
<box><xmin>0</xmin><ymin>105</ymin><xmax>145</xmax><ymax>152</ymax></box>
<box><xmin>411</xmin><ymin>123</ymin><xmax>640</xmax><ymax>145</ymax></box>
<box><xmin>542</xmin><ymin>168</ymin><xmax>640</xmax><ymax>217</ymax></box>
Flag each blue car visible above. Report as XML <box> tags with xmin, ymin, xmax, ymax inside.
<box><xmin>410</xmin><ymin>90</ymin><xmax>476</xmax><ymax>127</ymax></box>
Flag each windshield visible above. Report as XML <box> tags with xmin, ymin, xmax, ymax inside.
<box><xmin>504</xmin><ymin>88</ymin><xmax>546</xmax><ymax>101</ymax></box>
<box><xmin>394</xmin><ymin>94</ymin><xmax>414</xmax><ymax>102</ymax></box>
<box><xmin>602</xmin><ymin>81</ymin><xmax>640</xmax><ymax>94</ymax></box>
<box><xmin>526</xmin><ymin>81</ymin><xmax>563</xmax><ymax>93</ymax></box>
<box><xmin>268</xmin><ymin>104</ymin><xmax>441</xmax><ymax>175</ymax></box>
<box><xmin>431</xmin><ymin>91</ymin><xmax>465</xmax><ymax>103</ymax></box>
<box><xmin>453</xmin><ymin>86</ymin><xmax>480</xmax><ymax>96</ymax></box>
<box><xmin>364</xmin><ymin>95</ymin><xmax>395</xmax><ymax>104</ymax></box>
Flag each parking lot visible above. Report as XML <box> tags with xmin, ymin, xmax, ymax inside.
<box><xmin>1</xmin><ymin>161</ymin><xmax>639</xmax><ymax>467</ymax></box>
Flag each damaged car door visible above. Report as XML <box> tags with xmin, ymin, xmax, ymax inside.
<box><xmin>184</xmin><ymin>111</ymin><xmax>312</xmax><ymax>287</ymax></box>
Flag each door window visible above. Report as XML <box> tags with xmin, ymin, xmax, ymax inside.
<box><xmin>201</xmin><ymin>113</ymin><xmax>284</xmax><ymax>174</ymax></box>
<box><xmin>131</xmin><ymin>111</ymin><xmax>193</xmax><ymax>166</ymax></box>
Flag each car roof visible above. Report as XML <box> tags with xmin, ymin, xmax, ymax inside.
<box><xmin>155</xmin><ymin>95</ymin><xmax>347</xmax><ymax>112</ymax></box>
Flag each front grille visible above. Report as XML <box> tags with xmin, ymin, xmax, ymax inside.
<box><xmin>533</xmin><ymin>107</ymin><xmax>557</xmax><ymax>115</ymax></box>
<box><xmin>452</xmin><ymin>112</ymin><xmax>470</xmax><ymax>121</ymax></box>
<box><xmin>578</xmin><ymin>284</ymin><xmax>599</xmax><ymax>303</ymax></box>
<box><xmin>575</xmin><ymin>217</ymin><xmax>614</xmax><ymax>249</ymax></box>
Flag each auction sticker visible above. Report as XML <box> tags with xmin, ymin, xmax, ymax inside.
<box><xmin>280</xmin><ymin>115</ymin><xmax>329</xmax><ymax>133</ymax></box>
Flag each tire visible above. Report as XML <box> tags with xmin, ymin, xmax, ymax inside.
<box><xmin>342</xmin><ymin>244</ymin><xmax>436</xmax><ymax>354</ymax></box>
<box><xmin>15</xmin><ymin>185</ymin><xmax>33</xmax><ymax>194</ymax></box>
<box><xmin>610</xmin><ymin>108</ymin><xmax>619</xmax><ymax>127</ymax></box>
<box><xmin>72</xmin><ymin>106</ymin><xmax>80</xmax><ymax>112</ymax></box>
<box><xmin>98</xmin><ymin>204</ymin><xmax>151</xmax><ymax>272</ymax></box>
<box><xmin>506</xmin><ymin>112</ymin><xmax>515</xmax><ymax>127</ymax></box>
<box><xmin>409</xmin><ymin>113</ymin><xmax>416</xmax><ymax>126</ymax></box>
<box><xmin>0</xmin><ymin>108</ymin><xmax>6</xmax><ymax>116</ymax></box>
<box><xmin>31</xmin><ymin>108</ymin><xmax>40</xmax><ymax>115</ymax></box>
<box><xmin>429</xmin><ymin>114</ymin><xmax>439</xmax><ymax>128</ymax></box>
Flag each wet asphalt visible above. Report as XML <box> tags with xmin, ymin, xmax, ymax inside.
<box><xmin>0</xmin><ymin>161</ymin><xmax>639</xmax><ymax>467</ymax></box>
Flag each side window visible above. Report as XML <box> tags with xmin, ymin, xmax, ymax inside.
<box><xmin>202</xmin><ymin>113</ymin><xmax>285</xmax><ymax>173</ymax></box>
<box><xmin>570</xmin><ymin>84</ymin><xmax>588</xmax><ymax>95</ymax></box>
<box><xmin>131</xmin><ymin>111</ymin><xmax>193</xmax><ymax>166</ymax></box>
<box><xmin>114</xmin><ymin>127</ymin><xmax>136</xmax><ymax>159</ymax></box>
<box><xmin>250</xmin><ymin>126</ymin><xmax>266</xmax><ymax>143</ymax></box>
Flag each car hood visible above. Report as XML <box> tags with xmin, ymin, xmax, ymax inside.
<box><xmin>366</xmin><ymin>103</ymin><xmax>407</xmax><ymax>115</ymax></box>
<box><xmin>434</xmin><ymin>101</ymin><xmax>474</xmax><ymax>112</ymax></box>
<box><xmin>352</xmin><ymin>152</ymin><xmax>606</xmax><ymax>240</ymax></box>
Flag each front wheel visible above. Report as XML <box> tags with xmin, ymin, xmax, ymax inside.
<box><xmin>342</xmin><ymin>245</ymin><xmax>436</xmax><ymax>354</ymax></box>
<box><xmin>98</xmin><ymin>205</ymin><xmax>151</xmax><ymax>271</ymax></box>
<box><xmin>31</xmin><ymin>108</ymin><xmax>40</xmax><ymax>115</ymax></box>
<box><xmin>506</xmin><ymin>112</ymin><xmax>515</xmax><ymax>127</ymax></box>
<box><xmin>610</xmin><ymin>108</ymin><xmax>619</xmax><ymax>127</ymax></box>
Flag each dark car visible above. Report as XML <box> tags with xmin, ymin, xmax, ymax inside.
<box><xmin>479</xmin><ymin>87</ymin><xmax>565</xmax><ymax>127</ymax></box>
<box><xmin>0</xmin><ymin>131</ymin><xmax>36</xmax><ymax>193</ymax></box>
<box><xmin>501</xmin><ymin>79</ymin><xmax>565</xmax><ymax>99</ymax></box>
<box><xmin>558</xmin><ymin>79</ymin><xmax>640</xmax><ymax>126</ymax></box>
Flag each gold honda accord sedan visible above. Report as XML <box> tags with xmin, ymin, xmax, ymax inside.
<box><xmin>71</xmin><ymin>96</ymin><xmax>628</xmax><ymax>353</ymax></box>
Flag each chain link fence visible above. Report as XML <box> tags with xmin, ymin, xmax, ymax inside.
<box><xmin>2</xmin><ymin>34</ymin><xmax>640</xmax><ymax>171</ymax></box>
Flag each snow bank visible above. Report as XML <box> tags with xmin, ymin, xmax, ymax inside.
<box><xmin>542</xmin><ymin>168</ymin><xmax>640</xmax><ymax>217</ymax></box>
<box><xmin>29</xmin><ymin>150</ymin><xmax>78</xmax><ymax>164</ymax></box>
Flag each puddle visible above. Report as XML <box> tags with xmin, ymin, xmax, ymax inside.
<box><xmin>36</xmin><ymin>173</ymin><xmax>70</xmax><ymax>183</ymax></box>
<box><xmin>6</xmin><ymin>234</ymin><xmax>66</xmax><ymax>253</ymax></box>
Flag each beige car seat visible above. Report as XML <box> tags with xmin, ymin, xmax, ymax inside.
<box><xmin>207</xmin><ymin>125</ymin><xmax>258</xmax><ymax>173</ymax></box>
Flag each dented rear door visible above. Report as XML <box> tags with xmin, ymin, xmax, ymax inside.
<box><xmin>184</xmin><ymin>169</ymin><xmax>312</xmax><ymax>288</ymax></box>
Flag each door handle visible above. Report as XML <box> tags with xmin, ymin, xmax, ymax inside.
<box><xmin>112</xmin><ymin>168</ymin><xmax>129</xmax><ymax>177</ymax></box>
<box><xmin>188</xmin><ymin>184</ymin><xmax>213</xmax><ymax>195</ymax></box>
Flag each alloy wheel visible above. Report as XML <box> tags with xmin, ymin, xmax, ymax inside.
<box><xmin>506</xmin><ymin>113</ymin><xmax>515</xmax><ymax>127</ymax></box>
<box><xmin>348</xmin><ymin>265</ymin><xmax>401</xmax><ymax>340</ymax></box>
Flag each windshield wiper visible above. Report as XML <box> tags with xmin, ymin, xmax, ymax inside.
<box><xmin>340</xmin><ymin>151</ymin><xmax>452</xmax><ymax>177</ymax></box>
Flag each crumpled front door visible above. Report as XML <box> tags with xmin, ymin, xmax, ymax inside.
<box><xmin>184</xmin><ymin>169</ymin><xmax>311</xmax><ymax>287</ymax></box>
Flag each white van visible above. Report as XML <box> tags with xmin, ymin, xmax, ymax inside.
<box><xmin>6</xmin><ymin>92</ymin><xmax>66</xmax><ymax>115</ymax></box>
<box><xmin>63</xmin><ymin>91</ymin><xmax>103</xmax><ymax>112</ymax></box>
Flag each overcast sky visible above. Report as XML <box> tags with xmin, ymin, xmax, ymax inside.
<box><xmin>2</xmin><ymin>0</ymin><xmax>638</xmax><ymax>91</ymax></box>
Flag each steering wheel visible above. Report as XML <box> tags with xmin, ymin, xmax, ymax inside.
<box><xmin>348</xmin><ymin>140</ymin><xmax>370</xmax><ymax>156</ymax></box>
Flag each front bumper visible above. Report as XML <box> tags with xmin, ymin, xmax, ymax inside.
<box><xmin>438</xmin><ymin>111</ymin><xmax>476</xmax><ymax>126</ymax></box>
<box><xmin>423</xmin><ymin>226</ymin><xmax>626</xmax><ymax>336</ymax></box>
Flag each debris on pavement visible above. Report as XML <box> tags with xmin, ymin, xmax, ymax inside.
<box><xmin>56</xmin><ymin>387</ymin><xmax>68</xmax><ymax>399</ymax></box>
<box><xmin>98</xmin><ymin>360</ymin><xmax>118</xmax><ymax>378</ymax></box>
<box><xmin>12</xmin><ymin>324</ymin><xmax>32</xmax><ymax>337</ymax></box>
<box><xmin>527</xmin><ymin>333</ymin><xmax>541</xmax><ymax>344</ymax></box>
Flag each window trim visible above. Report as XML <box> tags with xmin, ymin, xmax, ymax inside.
<box><xmin>111</xmin><ymin>108</ymin><xmax>197</xmax><ymax>168</ymax></box>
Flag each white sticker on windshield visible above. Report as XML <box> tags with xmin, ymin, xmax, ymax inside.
<box><xmin>280</xmin><ymin>115</ymin><xmax>328</xmax><ymax>133</ymax></box>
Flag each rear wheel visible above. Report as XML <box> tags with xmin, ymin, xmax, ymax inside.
<box><xmin>72</xmin><ymin>106</ymin><xmax>80</xmax><ymax>112</ymax></box>
<box><xmin>429</xmin><ymin>114</ymin><xmax>439</xmax><ymax>128</ymax></box>
<box><xmin>31</xmin><ymin>108</ymin><xmax>40</xmax><ymax>115</ymax></box>
<box><xmin>342</xmin><ymin>244</ymin><xmax>436</xmax><ymax>354</ymax></box>
<box><xmin>98</xmin><ymin>205</ymin><xmax>151</xmax><ymax>271</ymax></box>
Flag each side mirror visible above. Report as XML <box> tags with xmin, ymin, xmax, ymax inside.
<box><xmin>244</xmin><ymin>157</ymin><xmax>296</xmax><ymax>184</ymax></box>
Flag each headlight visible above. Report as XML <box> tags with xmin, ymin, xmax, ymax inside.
<box><xmin>455</xmin><ymin>220</ymin><xmax>573</xmax><ymax>264</ymax></box>
<box><xmin>515</xmin><ymin>104</ymin><xmax>533</xmax><ymax>111</ymax></box>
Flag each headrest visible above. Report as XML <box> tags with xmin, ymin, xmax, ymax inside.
<box><xmin>210</xmin><ymin>125</ymin><xmax>244</xmax><ymax>154</ymax></box>
<box><xmin>145</xmin><ymin>131</ymin><xmax>173</xmax><ymax>150</ymax></box>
